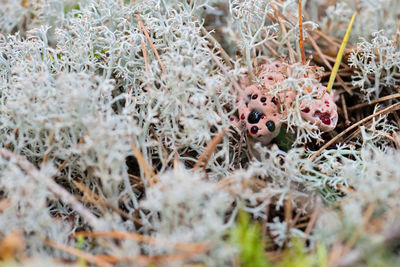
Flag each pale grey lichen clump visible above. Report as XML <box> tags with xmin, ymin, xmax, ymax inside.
<box><xmin>141</xmin><ymin>163</ymin><xmax>236</xmax><ymax>264</ymax></box>
<box><xmin>0</xmin><ymin>0</ymin><xmax>400</xmax><ymax>265</ymax></box>
<box><xmin>0</xmin><ymin>0</ymin><xmax>84</xmax><ymax>37</ymax></box>
<box><xmin>0</xmin><ymin>0</ymin><xmax>242</xmax><ymax>263</ymax></box>
<box><xmin>349</xmin><ymin>31</ymin><xmax>400</xmax><ymax>101</ymax></box>
<box><xmin>315</xmin><ymin>0</ymin><xmax>400</xmax><ymax>41</ymax></box>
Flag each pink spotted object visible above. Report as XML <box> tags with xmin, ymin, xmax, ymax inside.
<box><xmin>232</xmin><ymin>60</ymin><xmax>338</xmax><ymax>145</ymax></box>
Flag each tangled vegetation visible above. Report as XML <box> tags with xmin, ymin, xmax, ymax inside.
<box><xmin>0</xmin><ymin>0</ymin><xmax>400</xmax><ymax>266</ymax></box>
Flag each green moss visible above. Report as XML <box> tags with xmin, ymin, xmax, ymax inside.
<box><xmin>275</xmin><ymin>126</ymin><xmax>295</xmax><ymax>152</ymax></box>
<box><xmin>277</xmin><ymin>239</ymin><xmax>328</xmax><ymax>267</ymax></box>
<box><xmin>229</xmin><ymin>211</ymin><xmax>270</xmax><ymax>267</ymax></box>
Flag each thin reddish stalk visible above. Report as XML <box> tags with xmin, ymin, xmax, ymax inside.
<box><xmin>298</xmin><ymin>0</ymin><xmax>306</xmax><ymax>65</ymax></box>
<box><xmin>72</xmin><ymin>231</ymin><xmax>210</xmax><ymax>253</ymax></box>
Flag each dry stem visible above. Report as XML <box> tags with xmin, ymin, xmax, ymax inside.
<box><xmin>44</xmin><ymin>239</ymin><xmax>113</xmax><ymax>267</ymax></box>
<box><xmin>137</xmin><ymin>15</ymin><xmax>167</xmax><ymax>74</ymax></box>
<box><xmin>193</xmin><ymin>129</ymin><xmax>227</xmax><ymax>171</ymax></box>
<box><xmin>304</xmin><ymin>102</ymin><xmax>400</xmax><ymax>169</ymax></box>
<box><xmin>72</xmin><ymin>231</ymin><xmax>210</xmax><ymax>253</ymax></box>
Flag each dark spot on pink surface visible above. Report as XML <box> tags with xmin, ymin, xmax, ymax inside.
<box><xmin>266</xmin><ymin>121</ymin><xmax>276</xmax><ymax>132</ymax></box>
<box><xmin>313</xmin><ymin>110</ymin><xmax>321</xmax><ymax>117</ymax></box>
<box><xmin>248</xmin><ymin>110</ymin><xmax>263</xmax><ymax>124</ymax></box>
<box><xmin>320</xmin><ymin>114</ymin><xmax>331</xmax><ymax>125</ymax></box>
<box><xmin>313</xmin><ymin>110</ymin><xmax>331</xmax><ymax>125</ymax></box>
<box><xmin>250</xmin><ymin>126</ymin><xmax>259</xmax><ymax>134</ymax></box>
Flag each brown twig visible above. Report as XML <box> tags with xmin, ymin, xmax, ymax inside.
<box><xmin>327</xmin><ymin>242</ymin><xmax>345</xmax><ymax>267</ymax></box>
<box><xmin>193</xmin><ymin>129</ymin><xmax>227</xmax><ymax>171</ymax></box>
<box><xmin>394</xmin><ymin>20</ymin><xmax>400</xmax><ymax>48</ymax></box>
<box><xmin>272</xmin><ymin>5</ymin><xmax>295</xmax><ymax>63</ymax></box>
<box><xmin>314</xmin><ymin>29</ymin><xmax>342</xmax><ymax>49</ymax></box>
<box><xmin>348</xmin><ymin>93</ymin><xmax>400</xmax><ymax>111</ymax></box>
<box><xmin>73</xmin><ymin>181</ymin><xmax>142</xmax><ymax>225</ymax></box>
<box><xmin>205</xmin><ymin>46</ymin><xmax>242</xmax><ymax>93</ymax></box>
<box><xmin>320</xmin><ymin>67</ymin><xmax>354</xmax><ymax>78</ymax></box>
<box><xmin>320</xmin><ymin>53</ymin><xmax>348</xmax><ymax>68</ymax></box>
<box><xmin>366</xmin><ymin>128</ymin><xmax>398</xmax><ymax>145</ymax></box>
<box><xmin>338</xmin><ymin>203</ymin><xmax>376</xmax><ymax>259</ymax></box>
<box><xmin>72</xmin><ymin>231</ymin><xmax>210</xmax><ymax>253</ymax></box>
<box><xmin>0</xmin><ymin>149</ymin><xmax>105</xmax><ymax>230</ymax></box>
<box><xmin>284</xmin><ymin>189</ymin><xmax>293</xmax><ymax>225</ymax></box>
<box><xmin>140</xmin><ymin>37</ymin><xmax>149</xmax><ymax>73</ymax></box>
<box><xmin>393</xmin><ymin>111</ymin><xmax>400</xmax><ymax>128</ymax></box>
<box><xmin>200</xmin><ymin>26</ymin><xmax>233</xmax><ymax>68</ymax></box>
<box><xmin>302</xmin><ymin>102</ymin><xmax>400</xmax><ymax>170</ymax></box>
<box><xmin>130</xmin><ymin>140</ymin><xmax>159</xmax><ymax>186</ymax></box>
<box><xmin>0</xmin><ymin>198</ymin><xmax>11</xmax><ymax>212</ymax></box>
<box><xmin>341</xmin><ymin>94</ymin><xmax>350</xmax><ymax>125</ymax></box>
<box><xmin>99</xmin><ymin>251</ymin><xmax>206</xmax><ymax>264</ymax></box>
<box><xmin>42</xmin><ymin>132</ymin><xmax>55</xmax><ymax>165</ymax></box>
<box><xmin>22</xmin><ymin>0</ymin><xmax>28</xmax><ymax>8</ymax></box>
<box><xmin>298</xmin><ymin>0</ymin><xmax>306</xmax><ymax>65</ymax></box>
<box><xmin>289</xmin><ymin>207</ymin><xmax>304</xmax><ymax>229</ymax></box>
<box><xmin>307</xmin><ymin>35</ymin><xmax>354</xmax><ymax>95</ymax></box>
<box><xmin>136</xmin><ymin>15</ymin><xmax>167</xmax><ymax>74</ymax></box>
<box><xmin>51</xmin><ymin>135</ymin><xmax>85</xmax><ymax>179</ymax></box>
<box><xmin>6</xmin><ymin>128</ymin><xmax>18</xmax><ymax>150</ymax></box>
<box><xmin>305</xmin><ymin>199</ymin><xmax>320</xmax><ymax>236</ymax></box>
<box><xmin>264</xmin><ymin>42</ymin><xmax>281</xmax><ymax>59</ymax></box>
<box><xmin>342</xmin><ymin>121</ymin><xmax>373</xmax><ymax>144</ymax></box>
<box><xmin>44</xmin><ymin>239</ymin><xmax>113</xmax><ymax>267</ymax></box>
<box><xmin>149</xmin><ymin>126</ymin><xmax>168</xmax><ymax>161</ymax></box>
<box><xmin>0</xmin><ymin>231</ymin><xmax>25</xmax><ymax>261</ymax></box>
<box><xmin>392</xmin><ymin>131</ymin><xmax>400</xmax><ymax>149</ymax></box>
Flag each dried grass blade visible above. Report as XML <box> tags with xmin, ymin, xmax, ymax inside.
<box><xmin>326</xmin><ymin>12</ymin><xmax>357</xmax><ymax>93</ymax></box>
<box><xmin>298</xmin><ymin>0</ymin><xmax>306</xmax><ymax>65</ymax></box>
<box><xmin>307</xmin><ymin>102</ymin><xmax>400</xmax><ymax>165</ymax></box>
<box><xmin>42</xmin><ymin>132</ymin><xmax>55</xmax><ymax>165</ymax></box>
<box><xmin>73</xmin><ymin>180</ymin><xmax>142</xmax><ymax>224</ymax></box>
<box><xmin>44</xmin><ymin>239</ymin><xmax>113</xmax><ymax>267</ymax></box>
<box><xmin>0</xmin><ymin>198</ymin><xmax>11</xmax><ymax>212</ymax></box>
<box><xmin>73</xmin><ymin>180</ymin><xmax>104</xmax><ymax>205</ymax></box>
<box><xmin>130</xmin><ymin>141</ymin><xmax>158</xmax><ymax>186</ymax></box>
<box><xmin>136</xmin><ymin>15</ymin><xmax>167</xmax><ymax>74</ymax></box>
<box><xmin>140</xmin><ymin>37</ymin><xmax>149</xmax><ymax>73</ymax></box>
<box><xmin>205</xmin><ymin>46</ymin><xmax>242</xmax><ymax>93</ymax></box>
<box><xmin>348</xmin><ymin>93</ymin><xmax>400</xmax><ymax>111</ymax></box>
<box><xmin>72</xmin><ymin>231</ymin><xmax>210</xmax><ymax>253</ymax></box>
<box><xmin>339</xmin><ymin>203</ymin><xmax>377</xmax><ymax>257</ymax></box>
<box><xmin>200</xmin><ymin>26</ymin><xmax>233</xmax><ymax>68</ymax></box>
<box><xmin>134</xmin><ymin>252</ymin><xmax>204</xmax><ymax>264</ymax></box>
<box><xmin>307</xmin><ymin>35</ymin><xmax>354</xmax><ymax>95</ymax></box>
<box><xmin>394</xmin><ymin>20</ymin><xmax>400</xmax><ymax>48</ymax></box>
<box><xmin>193</xmin><ymin>129</ymin><xmax>227</xmax><ymax>171</ymax></box>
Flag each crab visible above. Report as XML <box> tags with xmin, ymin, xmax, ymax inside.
<box><xmin>230</xmin><ymin>60</ymin><xmax>338</xmax><ymax>145</ymax></box>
